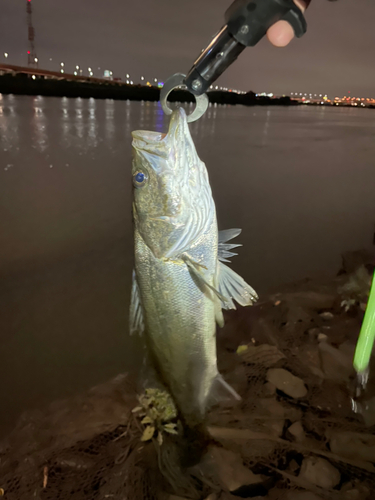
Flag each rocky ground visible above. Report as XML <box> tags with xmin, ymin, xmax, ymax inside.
<box><xmin>0</xmin><ymin>249</ymin><xmax>374</xmax><ymax>500</ymax></box>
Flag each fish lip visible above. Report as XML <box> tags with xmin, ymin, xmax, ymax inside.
<box><xmin>131</xmin><ymin>130</ymin><xmax>166</xmax><ymax>143</ymax></box>
<box><xmin>132</xmin><ymin>108</ymin><xmax>186</xmax><ymax>147</ymax></box>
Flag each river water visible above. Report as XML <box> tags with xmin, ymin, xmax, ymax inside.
<box><xmin>0</xmin><ymin>95</ymin><xmax>374</xmax><ymax>435</ymax></box>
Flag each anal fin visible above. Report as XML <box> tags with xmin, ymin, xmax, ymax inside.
<box><xmin>208</xmin><ymin>374</ymin><xmax>241</xmax><ymax>408</ymax></box>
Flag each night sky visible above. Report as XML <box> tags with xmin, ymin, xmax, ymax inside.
<box><xmin>1</xmin><ymin>0</ymin><xmax>375</xmax><ymax>97</ymax></box>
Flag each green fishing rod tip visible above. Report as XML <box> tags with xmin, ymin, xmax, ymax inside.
<box><xmin>353</xmin><ymin>270</ymin><xmax>375</xmax><ymax>375</ymax></box>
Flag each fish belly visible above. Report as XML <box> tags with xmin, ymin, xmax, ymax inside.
<box><xmin>135</xmin><ymin>233</ymin><xmax>218</xmax><ymax>425</ymax></box>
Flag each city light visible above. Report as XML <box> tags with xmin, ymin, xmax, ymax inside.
<box><xmin>76</xmin><ymin>65</ymin><xmax>79</xmax><ymax>69</ymax></box>
<box><xmin>126</xmin><ymin>73</ymin><xmax>130</xmax><ymax>78</ymax></box>
<box><xmin>60</xmin><ymin>62</ymin><xmax>64</xmax><ymax>66</ymax></box>
<box><xmin>140</xmin><ymin>76</ymin><xmax>144</xmax><ymax>81</ymax></box>
<box><xmin>32</xmin><ymin>75</ymin><xmax>36</xmax><ymax>79</ymax></box>
<box><xmin>60</xmin><ymin>69</ymin><xmax>64</xmax><ymax>73</ymax></box>
<box><xmin>4</xmin><ymin>52</ymin><xmax>8</xmax><ymax>58</ymax></box>
<box><xmin>154</xmin><ymin>78</ymin><xmax>157</xmax><ymax>83</ymax></box>
<box><xmin>74</xmin><ymin>71</ymin><xmax>77</xmax><ymax>76</ymax></box>
<box><xmin>34</xmin><ymin>57</ymin><xmax>38</xmax><ymax>62</ymax></box>
<box><xmin>130</xmin><ymin>80</ymin><xmax>133</xmax><ymax>84</ymax></box>
<box><xmin>88</xmin><ymin>67</ymin><xmax>91</xmax><ymax>72</ymax></box>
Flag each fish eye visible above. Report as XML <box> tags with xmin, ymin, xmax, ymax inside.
<box><xmin>133</xmin><ymin>171</ymin><xmax>147</xmax><ymax>188</ymax></box>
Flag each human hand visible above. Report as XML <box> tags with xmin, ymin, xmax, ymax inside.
<box><xmin>266</xmin><ymin>0</ymin><xmax>310</xmax><ymax>47</ymax></box>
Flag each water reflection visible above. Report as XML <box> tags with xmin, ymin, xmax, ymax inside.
<box><xmin>88</xmin><ymin>98</ymin><xmax>98</xmax><ymax>148</ymax></box>
<box><xmin>0</xmin><ymin>94</ymin><xmax>19</xmax><ymax>151</ymax></box>
<box><xmin>105</xmin><ymin>99</ymin><xmax>115</xmax><ymax>143</ymax></box>
<box><xmin>74</xmin><ymin>97</ymin><xmax>84</xmax><ymax>141</ymax></box>
<box><xmin>262</xmin><ymin>109</ymin><xmax>271</xmax><ymax>147</ymax></box>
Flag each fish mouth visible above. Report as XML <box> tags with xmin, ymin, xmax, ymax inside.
<box><xmin>131</xmin><ymin>130</ymin><xmax>166</xmax><ymax>143</ymax></box>
<box><xmin>132</xmin><ymin>108</ymin><xmax>187</xmax><ymax>152</ymax></box>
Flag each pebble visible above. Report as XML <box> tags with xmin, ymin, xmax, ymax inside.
<box><xmin>262</xmin><ymin>381</ymin><xmax>276</xmax><ymax>396</ymax></box>
<box><xmin>317</xmin><ymin>333</ymin><xmax>328</xmax><ymax>342</ymax></box>
<box><xmin>307</xmin><ymin>327</ymin><xmax>320</xmax><ymax>339</ymax></box>
<box><xmin>266</xmin><ymin>368</ymin><xmax>307</xmax><ymax>398</ymax></box>
<box><xmin>299</xmin><ymin>457</ymin><xmax>341</xmax><ymax>489</ymax></box>
<box><xmin>288</xmin><ymin>421</ymin><xmax>305</xmax><ymax>442</ymax></box>
<box><xmin>201</xmin><ymin>447</ymin><xmax>267</xmax><ymax>493</ymax></box>
<box><xmin>319</xmin><ymin>311</ymin><xmax>334</xmax><ymax>320</ymax></box>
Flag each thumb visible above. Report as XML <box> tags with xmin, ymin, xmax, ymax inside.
<box><xmin>266</xmin><ymin>0</ymin><xmax>310</xmax><ymax>48</ymax></box>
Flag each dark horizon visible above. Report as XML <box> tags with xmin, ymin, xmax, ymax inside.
<box><xmin>1</xmin><ymin>0</ymin><xmax>375</xmax><ymax>98</ymax></box>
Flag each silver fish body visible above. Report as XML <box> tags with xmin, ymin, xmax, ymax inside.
<box><xmin>130</xmin><ymin>108</ymin><xmax>257</xmax><ymax>427</ymax></box>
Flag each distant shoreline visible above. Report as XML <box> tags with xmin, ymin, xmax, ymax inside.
<box><xmin>0</xmin><ymin>71</ymin><xmax>374</xmax><ymax>109</ymax></box>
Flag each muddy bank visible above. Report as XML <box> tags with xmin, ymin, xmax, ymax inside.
<box><xmin>0</xmin><ymin>249</ymin><xmax>374</xmax><ymax>500</ymax></box>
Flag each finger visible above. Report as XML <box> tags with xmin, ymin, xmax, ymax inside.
<box><xmin>266</xmin><ymin>0</ymin><xmax>310</xmax><ymax>47</ymax></box>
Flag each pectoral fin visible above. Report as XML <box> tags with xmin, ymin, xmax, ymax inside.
<box><xmin>129</xmin><ymin>270</ymin><xmax>145</xmax><ymax>336</ymax></box>
<box><xmin>182</xmin><ymin>254</ymin><xmax>231</xmax><ymax>305</ymax></box>
<box><xmin>217</xmin><ymin>261</ymin><xmax>258</xmax><ymax>310</ymax></box>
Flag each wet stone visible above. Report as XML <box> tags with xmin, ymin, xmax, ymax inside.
<box><xmin>299</xmin><ymin>457</ymin><xmax>341</xmax><ymax>490</ymax></box>
<box><xmin>197</xmin><ymin>447</ymin><xmax>271</xmax><ymax>496</ymax></box>
<box><xmin>266</xmin><ymin>368</ymin><xmax>307</xmax><ymax>399</ymax></box>
<box><xmin>319</xmin><ymin>311</ymin><xmax>334</xmax><ymax>321</ymax></box>
<box><xmin>287</xmin><ymin>421</ymin><xmax>306</xmax><ymax>442</ymax></box>
<box><xmin>262</xmin><ymin>381</ymin><xmax>276</xmax><ymax>396</ymax></box>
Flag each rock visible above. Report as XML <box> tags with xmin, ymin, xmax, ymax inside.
<box><xmin>299</xmin><ymin>457</ymin><xmax>341</xmax><ymax>490</ymax></box>
<box><xmin>317</xmin><ymin>333</ymin><xmax>328</xmax><ymax>342</ymax></box>
<box><xmin>307</xmin><ymin>327</ymin><xmax>320</xmax><ymax>339</ymax></box>
<box><xmin>340</xmin><ymin>482</ymin><xmax>371</xmax><ymax>500</ymax></box>
<box><xmin>238</xmin><ymin>344</ymin><xmax>286</xmax><ymax>367</ymax></box>
<box><xmin>328</xmin><ymin>430</ymin><xmax>375</xmax><ymax>462</ymax></box>
<box><xmin>267</xmin><ymin>419</ymin><xmax>285</xmax><ymax>438</ymax></box>
<box><xmin>263</xmin><ymin>382</ymin><xmax>276</xmax><ymax>396</ymax></box>
<box><xmin>319</xmin><ymin>311</ymin><xmax>334</xmax><ymax>321</ymax></box>
<box><xmin>204</xmin><ymin>494</ymin><xmax>218</xmax><ymax>500</ymax></box>
<box><xmin>266</xmin><ymin>369</ymin><xmax>307</xmax><ymax>399</ymax></box>
<box><xmin>287</xmin><ymin>421</ymin><xmax>306</xmax><ymax>442</ymax></box>
<box><xmin>197</xmin><ymin>447</ymin><xmax>271</xmax><ymax>496</ymax></box>
<box><xmin>318</xmin><ymin>342</ymin><xmax>354</xmax><ymax>381</ymax></box>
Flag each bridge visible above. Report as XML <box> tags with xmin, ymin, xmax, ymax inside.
<box><xmin>0</xmin><ymin>63</ymin><xmax>122</xmax><ymax>86</ymax></box>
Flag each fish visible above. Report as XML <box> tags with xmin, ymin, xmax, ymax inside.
<box><xmin>130</xmin><ymin>107</ymin><xmax>258</xmax><ymax>430</ymax></box>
